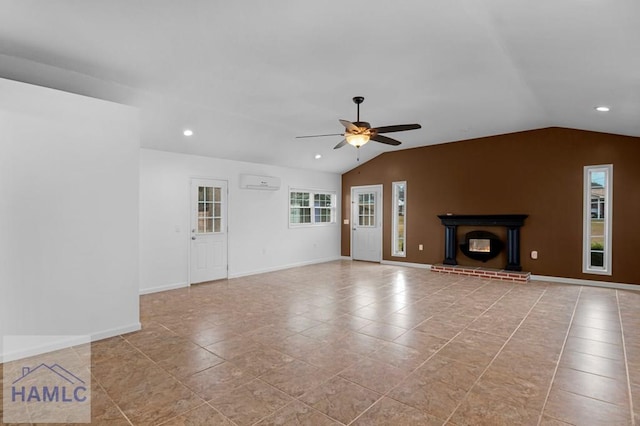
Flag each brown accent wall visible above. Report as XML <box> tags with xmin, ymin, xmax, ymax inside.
<box><xmin>341</xmin><ymin>127</ymin><xmax>640</xmax><ymax>285</ymax></box>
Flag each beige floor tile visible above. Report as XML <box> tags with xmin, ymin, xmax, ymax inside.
<box><xmin>339</xmin><ymin>358</ymin><xmax>407</xmax><ymax>394</ymax></box>
<box><xmin>413</xmin><ymin>318</ymin><xmax>464</xmax><ymax>340</ymax></box>
<box><xmin>180</xmin><ymin>361</ymin><xmax>255</xmax><ymax>401</ymax></box>
<box><xmin>388</xmin><ymin>371</ymin><xmax>467</xmax><ymax>419</ymax></box>
<box><xmin>564</xmin><ymin>336</ymin><xmax>625</xmax><ymax>361</ymax></box>
<box><xmin>157</xmin><ymin>347</ymin><xmax>225</xmax><ymax>379</ymax></box>
<box><xmin>559</xmin><ymin>350</ymin><xmax>627</xmax><ymax>380</ymax></box>
<box><xmin>351</xmin><ymin>397</ymin><xmax>443</xmax><ymax>426</ymax></box>
<box><xmin>7</xmin><ymin>261</ymin><xmax>639</xmax><ymax>425</ymax></box>
<box><xmin>299</xmin><ymin>376</ymin><xmax>380</xmax><ymax>425</ymax></box>
<box><xmin>414</xmin><ymin>355</ymin><xmax>484</xmax><ymax>391</ymax></box>
<box><xmin>116</xmin><ymin>376</ymin><xmax>204</xmax><ymax>426</ymax></box>
<box><xmin>436</xmin><ymin>330</ymin><xmax>506</xmax><ymax>369</ymax></box>
<box><xmin>298</xmin><ymin>345</ymin><xmax>364</xmax><ymax>374</ymax></box>
<box><xmin>367</xmin><ymin>341</ymin><xmax>430</xmax><ymax>372</ymax></box>
<box><xmin>393</xmin><ymin>329</ymin><xmax>449</xmax><ymax>354</ymax></box>
<box><xmin>552</xmin><ymin>366</ymin><xmax>629</xmax><ymax>406</ymax></box>
<box><xmin>159</xmin><ymin>403</ymin><xmax>234</xmax><ymax>426</ymax></box>
<box><xmin>209</xmin><ymin>379</ymin><xmax>293</xmax><ymax>426</ymax></box>
<box><xmin>543</xmin><ymin>388</ymin><xmax>632</xmax><ymax>425</ymax></box>
<box><xmin>228</xmin><ymin>347</ymin><xmax>295</xmax><ymax>376</ymax></box>
<box><xmin>254</xmin><ymin>400</ymin><xmax>341</xmax><ymax>425</ymax></box>
<box><xmin>450</xmin><ymin>389</ymin><xmax>541</xmax><ymax>426</ymax></box>
<box><xmin>358</xmin><ymin>321</ymin><xmax>408</xmax><ymax>342</ymax></box>
<box><xmin>181</xmin><ymin>325</ymin><xmax>239</xmax><ymax>347</ymax></box>
<box><xmin>258</xmin><ymin>359</ymin><xmax>333</xmax><ymax>398</ymax></box>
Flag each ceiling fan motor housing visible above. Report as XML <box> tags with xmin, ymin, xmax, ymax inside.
<box><xmin>353</xmin><ymin>121</ymin><xmax>371</xmax><ymax>130</ymax></box>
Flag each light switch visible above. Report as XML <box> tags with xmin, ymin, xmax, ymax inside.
<box><xmin>343</xmin><ymin>219</ymin><xmax>349</xmax><ymax>225</ymax></box>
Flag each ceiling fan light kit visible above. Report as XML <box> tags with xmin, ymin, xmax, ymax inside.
<box><xmin>345</xmin><ymin>132</ymin><xmax>370</xmax><ymax>148</ymax></box>
<box><xmin>297</xmin><ymin>96</ymin><xmax>422</xmax><ymax>155</ymax></box>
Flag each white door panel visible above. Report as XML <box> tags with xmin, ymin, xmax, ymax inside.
<box><xmin>351</xmin><ymin>185</ymin><xmax>382</xmax><ymax>262</ymax></box>
<box><xmin>190</xmin><ymin>179</ymin><xmax>228</xmax><ymax>284</ymax></box>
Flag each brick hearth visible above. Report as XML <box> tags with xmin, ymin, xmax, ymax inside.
<box><xmin>431</xmin><ymin>264</ymin><xmax>530</xmax><ymax>283</ymax></box>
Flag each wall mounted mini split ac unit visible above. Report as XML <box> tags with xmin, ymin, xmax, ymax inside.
<box><xmin>239</xmin><ymin>174</ymin><xmax>281</xmax><ymax>190</ymax></box>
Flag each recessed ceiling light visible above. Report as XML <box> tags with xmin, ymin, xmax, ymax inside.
<box><xmin>314</xmin><ymin>154</ymin><xmax>322</xmax><ymax>160</ymax></box>
<box><xmin>595</xmin><ymin>106</ymin><xmax>610</xmax><ymax>112</ymax></box>
<box><xmin>183</xmin><ymin>129</ymin><xmax>194</xmax><ymax>136</ymax></box>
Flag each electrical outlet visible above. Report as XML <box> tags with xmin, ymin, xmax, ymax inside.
<box><xmin>419</xmin><ymin>244</ymin><xmax>423</xmax><ymax>251</ymax></box>
<box><xmin>531</xmin><ymin>250</ymin><xmax>538</xmax><ymax>259</ymax></box>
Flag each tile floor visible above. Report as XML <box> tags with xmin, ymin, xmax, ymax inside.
<box><xmin>2</xmin><ymin>260</ymin><xmax>639</xmax><ymax>425</ymax></box>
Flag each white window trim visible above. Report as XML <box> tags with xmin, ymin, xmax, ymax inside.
<box><xmin>289</xmin><ymin>188</ymin><xmax>337</xmax><ymax>228</ymax></box>
<box><xmin>392</xmin><ymin>181</ymin><xmax>407</xmax><ymax>257</ymax></box>
<box><xmin>582</xmin><ymin>164</ymin><xmax>613</xmax><ymax>275</ymax></box>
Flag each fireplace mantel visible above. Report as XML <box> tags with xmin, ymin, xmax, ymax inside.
<box><xmin>437</xmin><ymin>214</ymin><xmax>528</xmax><ymax>271</ymax></box>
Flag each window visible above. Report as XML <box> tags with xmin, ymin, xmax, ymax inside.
<box><xmin>290</xmin><ymin>189</ymin><xmax>336</xmax><ymax>226</ymax></box>
<box><xmin>197</xmin><ymin>185</ymin><xmax>222</xmax><ymax>233</ymax></box>
<box><xmin>583</xmin><ymin>165</ymin><xmax>612</xmax><ymax>275</ymax></box>
<box><xmin>358</xmin><ymin>193</ymin><xmax>375</xmax><ymax>226</ymax></box>
<box><xmin>392</xmin><ymin>181</ymin><xmax>406</xmax><ymax>257</ymax></box>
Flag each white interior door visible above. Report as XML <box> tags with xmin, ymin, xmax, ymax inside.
<box><xmin>190</xmin><ymin>179</ymin><xmax>228</xmax><ymax>284</ymax></box>
<box><xmin>351</xmin><ymin>185</ymin><xmax>382</xmax><ymax>262</ymax></box>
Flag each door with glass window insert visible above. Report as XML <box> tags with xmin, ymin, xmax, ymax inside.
<box><xmin>351</xmin><ymin>185</ymin><xmax>382</xmax><ymax>262</ymax></box>
<box><xmin>190</xmin><ymin>179</ymin><xmax>228</xmax><ymax>283</ymax></box>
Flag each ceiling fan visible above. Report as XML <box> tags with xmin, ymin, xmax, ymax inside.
<box><xmin>296</xmin><ymin>96</ymin><xmax>421</xmax><ymax>150</ymax></box>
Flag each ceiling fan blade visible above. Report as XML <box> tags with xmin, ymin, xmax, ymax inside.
<box><xmin>333</xmin><ymin>139</ymin><xmax>348</xmax><ymax>149</ymax></box>
<box><xmin>295</xmin><ymin>133</ymin><xmax>344</xmax><ymax>139</ymax></box>
<box><xmin>372</xmin><ymin>124</ymin><xmax>422</xmax><ymax>134</ymax></box>
<box><xmin>371</xmin><ymin>134</ymin><xmax>402</xmax><ymax>146</ymax></box>
<box><xmin>339</xmin><ymin>119</ymin><xmax>360</xmax><ymax>133</ymax></box>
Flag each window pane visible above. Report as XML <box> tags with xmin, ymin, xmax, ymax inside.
<box><xmin>214</xmin><ymin>187</ymin><xmax>221</xmax><ymax>201</ymax></box>
<box><xmin>358</xmin><ymin>192</ymin><xmax>375</xmax><ymax>227</ymax></box>
<box><xmin>214</xmin><ymin>202</ymin><xmax>221</xmax><ymax>217</ymax></box>
<box><xmin>205</xmin><ymin>187</ymin><xmax>213</xmax><ymax>201</ymax></box>
<box><xmin>204</xmin><ymin>202</ymin><xmax>213</xmax><ymax>217</ymax></box>
<box><xmin>198</xmin><ymin>218</ymin><xmax>205</xmax><ymax>233</ymax></box>
<box><xmin>214</xmin><ymin>218</ymin><xmax>221</xmax><ymax>233</ymax></box>
<box><xmin>198</xmin><ymin>186</ymin><xmax>205</xmax><ymax>202</ymax></box>
<box><xmin>291</xmin><ymin>190</ymin><xmax>334</xmax><ymax>226</ymax></box>
<box><xmin>290</xmin><ymin>207</ymin><xmax>311</xmax><ymax>224</ymax></box>
<box><xmin>392</xmin><ymin>182</ymin><xmax>406</xmax><ymax>257</ymax></box>
<box><xmin>584</xmin><ymin>166</ymin><xmax>612</xmax><ymax>274</ymax></box>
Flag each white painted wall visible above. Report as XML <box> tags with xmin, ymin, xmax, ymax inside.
<box><xmin>0</xmin><ymin>78</ymin><xmax>140</xmax><ymax>361</ymax></box>
<box><xmin>139</xmin><ymin>149</ymin><xmax>341</xmax><ymax>293</ymax></box>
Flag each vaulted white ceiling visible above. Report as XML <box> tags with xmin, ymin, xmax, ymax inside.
<box><xmin>1</xmin><ymin>0</ymin><xmax>639</xmax><ymax>173</ymax></box>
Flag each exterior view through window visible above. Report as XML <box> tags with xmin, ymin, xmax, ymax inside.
<box><xmin>583</xmin><ymin>165</ymin><xmax>612</xmax><ymax>274</ymax></box>
<box><xmin>358</xmin><ymin>193</ymin><xmax>375</xmax><ymax>226</ymax></box>
<box><xmin>289</xmin><ymin>189</ymin><xmax>336</xmax><ymax>226</ymax></box>
<box><xmin>198</xmin><ymin>186</ymin><xmax>222</xmax><ymax>233</ymax></box>
<box><xmin>392</xmin><ymin>182</ymin><xmax>406</xmax><ymax>257</ymax></box>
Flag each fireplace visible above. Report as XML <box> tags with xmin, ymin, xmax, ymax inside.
<box><xmin>437</xmin><ymin>214</ymin><xmax>527</xmax><ymax>271</ymax></box>
<box><xmin>460</xmin><ymin>230</ymin><xmax>503</xmax><ymax>262</ymax></box>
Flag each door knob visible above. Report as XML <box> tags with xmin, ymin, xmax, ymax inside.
<box><xmin>191</xmin><ymin>236</ymin><xmax>196</xmax><ymax>240</ymax></box>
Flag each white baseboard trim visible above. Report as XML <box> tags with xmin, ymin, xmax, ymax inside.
<box><xmin>140</xmin><ymin>281</ymin><xmax>188</xmax><ymax>295</ymax></box>
<box><xmin>0</xmin><ymin>322</ymin><xmax>141</xmax><ymax>363</ymax></box>
<box><xmin>381</xmin><ymin>260</ymin><xmax>432</xmax><ymax>269</ymax></box>
<box><xmin>530</xmin><ymin>274</ymin><xmax>640</xmax><ymax>291</ymax></box>
<box><xmin>91</xmin><ymin>322</ymin><xmax>142</xmax><ymax>341</ymax></box>
<box><xmin>228</xmin><ymin>256</ymin><xmax>343</xmax><ymax>279</ymax></box>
